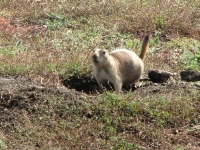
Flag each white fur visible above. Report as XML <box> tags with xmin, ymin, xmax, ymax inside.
<box><xmin>91</xmin><ymin>48</ymin><xmax>144</xmax><ymax>93</ymax></box>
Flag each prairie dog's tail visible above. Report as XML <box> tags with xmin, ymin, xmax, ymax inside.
<box><xmin>139</xmin><ymin>34</ymin><xmax>150</xmax><ymax>60</ymax></box>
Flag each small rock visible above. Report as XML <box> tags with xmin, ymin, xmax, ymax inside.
<box><xmin>148</xmin><ymin>69</ymin><xmax>176</xmax><ymax>83</ymax></box>
<box><xmin>180</xmin><ymin>70</ymin><xmax>200</xmax><ymax>82</ymax></box>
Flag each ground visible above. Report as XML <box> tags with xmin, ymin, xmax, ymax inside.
<box><xmin>0</xmin><ymin>2</ymin><xmax>200</xmax><ymax>148</ymax></box>
<box><xmin>0</xmin><ymin>73</ymin><xmax>199</xmax><ymax>149</ymax></box>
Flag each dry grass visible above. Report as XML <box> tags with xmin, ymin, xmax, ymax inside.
<box><xmin>0</xmin><ymin>0</ymin><xmax>200</xmax><ymax>149</ymax></box>
<box><xmin>0</xmin><ymin>0</ymin><xmax>199</xmax><ymax>77</ymax></box>
<box><xmin>1</xmin><ymin>0</ymin><xmax>200</xmax><ymax>36</ymax></box>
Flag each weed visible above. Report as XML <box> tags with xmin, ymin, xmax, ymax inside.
<box><xmin>0</xmin><ymin>39</ymin><xmax>27</xmax><ymax>56</ymax></box>
<box><xmin>176</xmin><ymin>148</ymin><xmax>184</xmax><ymax>150</ymax></box>
<box><xmin>170</xmin><ymin>38</ymin><xmax>200</xmax><ymax>71</ymax></box>
<box><xmin>0</xmin><ymin>64</ymin><xmax>28</xmax><ymax>75</ymax></box>
<box><xmin>39</xmin><ymin>13</ymin><xmax>66</xmax><ymax>30</ymax></box>
<box><xmin>155</xmin><ymin>15</ymin><xmax>165</xmax><ymax>29</ymax></box>
<box><xmin>0</xmin><ymin>136</ymin><xmax>6</xmax><ymax>149</ymax></box>
<box><xmin>122</xmin><ymin>101</ymin><xmax>140</xmax><ymax>116</ymax></box>
<box><xmin>114</xmin><ymin>140</ymin><xmax>133</xmax><ymax>150</ymax></box>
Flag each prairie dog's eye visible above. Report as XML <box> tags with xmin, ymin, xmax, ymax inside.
<box><xmin>102</xmin><ymin>51</ymin><xmax>106</xmax><ymax>55</ymax></box>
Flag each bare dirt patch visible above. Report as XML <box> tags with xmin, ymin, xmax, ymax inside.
<box><xmin>0</xmin><ymin>16</ymin><xmax>46</xmax><ymax>38</ymax></box>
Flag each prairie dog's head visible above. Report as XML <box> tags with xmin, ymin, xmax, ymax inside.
<box><xmin>91</xmin><ymin>48</ymin><xmax>110</xmax><ymax>65</ymax></box>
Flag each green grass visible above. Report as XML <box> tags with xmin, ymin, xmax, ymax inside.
<box><xmin>0</xmin><ymin>0</ymin><xmax>200</xmax><ymax>75</ymax></box>
<box><xmin>2</xmin><ymin>87</ymin><xmax>199</xmax><ymax>149</ymax></box>
<box><xmin>0</xmin><ymin>0</ymin><xmax>200</xmax><ymax>149</ymax></box>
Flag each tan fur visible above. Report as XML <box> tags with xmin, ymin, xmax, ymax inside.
<box><xmin>91</xmin><ymin>35</ymin><xmax>149</xmax><ymax>93</ymax></box>
<box><xmin>140</xmin><ymin>34</ymin><xmax>150</xmax><ymax>60</ymax></box>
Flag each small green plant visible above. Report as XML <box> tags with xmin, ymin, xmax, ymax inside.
<box><xmin>114</xmin><ymin>140</ymin><xmax>133</xmax><ymax>150</ymax></box>
<box><xmin>121</xmin><ymin>101</ymin><xmax>141</xmax><ymax>116</ymax></box>
<box><xmin>39</xmin><ymin>13</ymin><xmax>66</xmax><ymax>30</ymax></box>
<box><xmin>181</xmin><ymin>50</ymin><xmax>200</xmax><ymax>71</ymax></box>
<box><xmin>176</xmin><ymin>148</ymin><xmax>184</xmax><ymax>150</ymax></box>
<box><xmin>155</xmin><ymin>15</ymin><xmax>165</xmax><ymax>29</ymax></box>
<box><xmin>0</xmin><ymin>39</ymin><xmax>27</xmax><ymax>56</ymax></box>
<box><xmin>0</xmin><ymin>137</ymin><xmax>6</xmax><ymax>149</ymax></box>
<box><xmin>143</xmin><ymin>96</ymin><xmax>174</xmax><ymax>127</ymax></box>
<box><xmin>177</xmin><ymin>39</ymin><xmax>200</xmax><ymax>71</ymax></box>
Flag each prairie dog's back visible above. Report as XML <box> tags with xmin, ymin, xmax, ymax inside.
<box><xmin>111</xmin><ymin>49</ymin><xmax>143</xmax><ymax>68</ymax></box>
<box><xmin>110</xmin><ymin>49</ymin><xmax>144</xmax><ymax>84</ymax></box>
<box><xmin>111</xmin><ymin>49</ymin><xmax>141</xmax><ymax>62</ymax></box>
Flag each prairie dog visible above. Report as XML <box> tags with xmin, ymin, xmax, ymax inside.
<box><xmin>91</xmin><ymin>35</ymin><xmax>150</xmax><ymax>93</ymax></box>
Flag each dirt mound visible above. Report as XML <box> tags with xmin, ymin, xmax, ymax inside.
<box><xmin>180</xmin><ymin>70</ymin><xmax>200</xmax><ymax>82</ymax></box>
<box><xmin>0</xmin><ymin>16</ymin><xmax>46</xmax><ymax>38</ymax></box>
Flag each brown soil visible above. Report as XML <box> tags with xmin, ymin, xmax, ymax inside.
<box><xmin>0</xmin><ymin>16</ymin><xmax>46</xmax><ymax>39</ymax></box>
<box><xmin>0</xmin><ymin>75</ymin><xmax>200</xmax><ymax>149</ymax></box>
